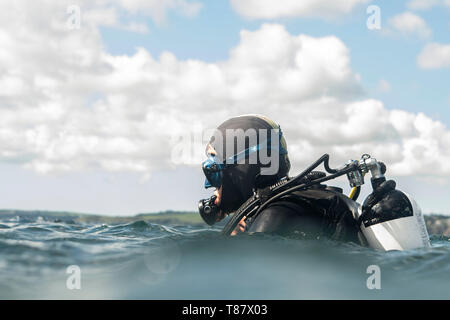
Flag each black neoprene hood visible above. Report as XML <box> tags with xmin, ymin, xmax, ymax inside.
<box><xmin>208</xmin><ymin>115</ymin><xmax>291</xmax><ymax>213</ymax></box>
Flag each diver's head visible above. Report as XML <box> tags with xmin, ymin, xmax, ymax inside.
<box><xmin>198</xmin><ymin>115</ymin><xmax>290</xmax><ymax>225</ymax></box>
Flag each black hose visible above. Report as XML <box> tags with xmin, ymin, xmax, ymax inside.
<box><xmin>253</xmin><ymin>163</ymin><xmax>358</xmax><ymax>219</ymax></box>
<box><xmin>351</xmin><ymin>186</ymin><xmax>361</xmax><ymax>201</ymax></box>
<box><xmin>221</xmin><ymin>155</ymin><xmax>357</xmax><ymax>236</ymax></box>
<box><xmin>272</xmin><ymin>154</ymin><xmax>338</xmax><ymax>193</ymax></box>
<box><xmin>323</xmin><ymin>157</ymin><xmax>339</xmax><ymax>174</ymax></box>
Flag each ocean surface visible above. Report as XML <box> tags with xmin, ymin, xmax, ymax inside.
<box><xmin>0</xmin><ymin>214</ymin><xmax>449</xmax><ymax>299</ymax></box>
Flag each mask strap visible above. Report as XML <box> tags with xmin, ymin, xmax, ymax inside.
<box><xmin>223</xmin><ymin>125</ymin><xmax>287</xmax><ymax>166</ymax></box>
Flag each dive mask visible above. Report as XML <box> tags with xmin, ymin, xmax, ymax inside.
<box><xmin>202</xmin><ymin>155</ymin><xmax>226</xmax><ymax>189</ymax></box>
<box><xmin>202</xmin><ymin>127</ymin><xmax>288</xmax><ymax>189</ymax></box>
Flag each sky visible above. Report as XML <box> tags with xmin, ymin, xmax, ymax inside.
<box><xmin>0</xmin><ymin>0</ymin><xmax>449</xmax><ymax>216</ymax></box>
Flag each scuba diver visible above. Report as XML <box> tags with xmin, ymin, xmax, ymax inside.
<box><xmin>198</xmin><ymin>115</ymin><xmax>430</xmax><ymax>251</ymax></box>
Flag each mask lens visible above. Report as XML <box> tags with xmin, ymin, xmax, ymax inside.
<box><xmin>202</xmin><ymin>156</ymin><xmax>224</xmax><ymax>189</ymax></box>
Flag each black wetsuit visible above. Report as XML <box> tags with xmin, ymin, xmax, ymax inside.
<box><xmin>204</xmin><ymin>115</ymin><xmax>409</xmax><ymax>246</ymax></box>
<box><xmin>246</xmin><ymin>186</ymin><xmax>367</xmax><ymax>245</ymax></box>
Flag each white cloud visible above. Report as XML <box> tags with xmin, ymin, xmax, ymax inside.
<box><xmin>417</xmin><ymin>43</ymin><xmax>450</xmax><ymax>69</ymax></box>
<box><xmin>64</xmin><ymin>0</ymin><xmax>202</xmax><ymax>30</ymax></box>
<box><xmin>0</xmin><ymin>2</ymin><xmax>450</xmax><ymax>180</ymax></box>
<box><xmin>83</xmin><ymin>7</ymin><xmax>149</xmax><ymax>33</ymax></box>
<box><xmin>229</xmin><ymin>0</ymin><xmax>370</xmax><ymax>19</ymax></box>
<box><xmin>407</xmin><ymin>0</ymin><xmax>440</xmax><ymax>10</ymax></box>
<box><xmin>114</xmin><ymin>0</ymin><xmax>203</xmax><ymax>25</ymax></box>
<box><xmin>388</xmin><ymin>12</ymin><xmax>432</xmax><ymax>39</ymax></box>
<box><xmin>407</xmin><ymin>0</ymin><xmax>450</xmax><ymax>10</ymax></box>
<box><xmin>120</xmin><ymin>22</ymin><xmax>150</xmax><ymax>34</ymax></box>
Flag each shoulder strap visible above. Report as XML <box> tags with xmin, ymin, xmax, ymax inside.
<box><xmin>221</xmin><ymin>172</ymin><xmax>326</xmax><ymax>236</ymax></box>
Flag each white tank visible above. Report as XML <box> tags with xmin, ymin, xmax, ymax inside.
<box><xmin>356</xmin><ymin>194</ymin><xmax>431</xmax><ymax>251</ymax></box>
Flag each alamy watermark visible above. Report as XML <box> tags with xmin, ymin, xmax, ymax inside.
<box><xmin>66</xmin><ymin>5</ymin><xmax>81</xmax><ymax>30</ymax></box>
<box><xmin>66</xmin><ymin>265</ymin><xmax>81</xmax><ymax>290</ymax></box>
<box><xmin>367</xmin><ymin>5</ymin><xmax>381</xmax><ymax>30</ymax></box>
<box><xmin>366</xmin><ymin>265</ymin><xmax>381</xmax><ymax>290</ymax></box>
<box><xmin>171</xmin><ymin>127</ymin><xmax>283</xmax><ymax>175</ymax></box>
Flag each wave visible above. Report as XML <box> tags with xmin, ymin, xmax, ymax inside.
<box><xmin>0</xmin><ymin>214</ymin><xmax>448</xmax><ymax>299</ymax></box>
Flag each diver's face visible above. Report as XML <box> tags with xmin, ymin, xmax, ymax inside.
<box><xmin>214</xmin><ymin>187</ymin><xmax>222</xmax><ymax>206</ymax></box>
<box><xmin>206</xmin><ymin>144</ymin><xmax>225</xmax><ymax>219</ymax></box>
<box><xmin>206</xmin><ymin>144</ymin><xmax>222</xmax><ymax>205</ymax></box>
<box><xmin>204</xmin><ymin>145</ymin><xmax>244</xmax><ymax>233</ymax></box>
<box><xmin>213</xmin><ymin>186</ymin><xmax>226</xmax><ymax>222</ymax></box>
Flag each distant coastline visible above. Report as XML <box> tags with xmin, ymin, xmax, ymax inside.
<box><xmin>0</xmin><ymin>209</ymin><xmax>204</xmax><ymax>226</ymax></box>
<box><xmin>0</xmin><ymin>210</ymin><xmax>449</xmax><ymax>236</ymax></box>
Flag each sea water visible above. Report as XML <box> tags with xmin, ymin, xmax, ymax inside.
<box><xmin>0</xmin><ymin>215</ymin><xmax>448</xmax><ymax>299</ymax></box>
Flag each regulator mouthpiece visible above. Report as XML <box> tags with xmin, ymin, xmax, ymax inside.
<box><xmin>198</xmin><ymin>195</ymin><xmax>220</xmax><ymax>226</ymax></box>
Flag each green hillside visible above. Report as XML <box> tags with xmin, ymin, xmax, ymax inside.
<box><xmin>0</xmin><ymin>209</ymin><xmax>204</xmax><ymax>225</ymax></box>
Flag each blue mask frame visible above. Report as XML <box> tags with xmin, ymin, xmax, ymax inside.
<box><xmin>202</xmin><ymin>127</ymin><xmax>288</xmax><ymax>189</ymax></box>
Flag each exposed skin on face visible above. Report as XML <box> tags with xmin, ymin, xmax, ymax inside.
<box><xmin>206</xmin><ymin>144</ymin><xmax>223</xmax><ymax>207</ymax></box>
<box><xmin>206</xmin><ymin>144</ymin><xmax>246</xmax><ymax>235</ymax></box>
<box><xmin>213</xmin><ymin>188</ymin><xmax>221</xmax><ymax>206</ymax></box>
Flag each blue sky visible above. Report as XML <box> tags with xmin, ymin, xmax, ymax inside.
<box><xmin>0</xmin><ymin>0</ymin><xmax>449</xmax><ymax>216</ymax></box>
<box><xmin>101</xmin><ymin>1</ymin><xmax>450</xmax><ymax>125</ymax></box>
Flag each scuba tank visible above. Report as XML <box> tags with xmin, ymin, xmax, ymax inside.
<box><xmin>348</xmin><ymin>155</ymin><xmax>430</xmax><ymax>251</ymax></box>
<box><xmin>210</xmin><ymin>153</ymin><xmax>430</xmax><ymax>251</ymax></box>
<box><xmin>357</xmin><ymin>193</ymin><xmax>430</xmax><ymax>251</ymax></box>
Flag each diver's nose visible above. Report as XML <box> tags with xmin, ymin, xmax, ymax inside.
<box><xmin>214</xmin><ymin>187</ymin><xmax>221</xmax><ymax>205</ymax></box>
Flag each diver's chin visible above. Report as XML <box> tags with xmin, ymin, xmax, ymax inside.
<box><xmin>215</xmin><ymin>209</ymin><xmax>227</xmax><ymax>222</ymax></box>
<box><xmin>218</xmin><ymin>204</ymin><xmax>238</xmax><ymax>217</ymax></box>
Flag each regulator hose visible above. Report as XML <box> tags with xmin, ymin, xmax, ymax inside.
<box><xmin>349</xmin><ymin>186</ymin><xmax>361</xmax><ymax>201</ymax></box>
<box><xmin>221</xmin><ymin>154</ymin><xmax>355</xmax><ymax>236</ymax></box>
<box><xmin>271</xmin><ymin>154</ymin><xmax>338</xmax><ymax>194</ymax></box>
<box><xmin>253</xmin><ymin>162</ymin><xmax>358</xmax><ymax>219</ymax></box>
